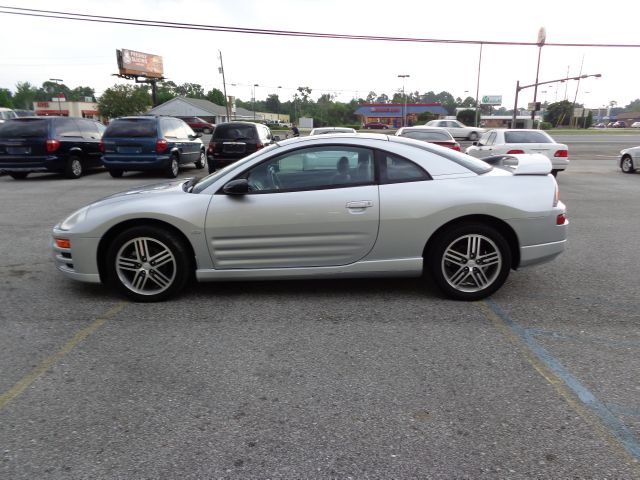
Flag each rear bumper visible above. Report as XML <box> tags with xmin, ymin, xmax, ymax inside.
<box><xmin>102</xmin><ymin>154</ymin><xmax>171</xmax><ymax>170</ymax></box>
<box><xmin>0</xmin><ymin>155</ymin><xmax>65</xmax><ymax>172</ymax></box>
<box><xmin>519</xmin><ymin>239</ymin><xmax>567</xmax><ymax>267</ymax></box>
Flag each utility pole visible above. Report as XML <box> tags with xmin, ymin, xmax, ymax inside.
<box><xmin>218</xmin><ymin>50</ymin><xmax>230</xmax><ymax>121</ymax></box>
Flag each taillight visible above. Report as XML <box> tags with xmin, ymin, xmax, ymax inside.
<box><xmin>46</xmin><ymin>139</ymin><xmax>60</xmax><ymax>153</ymax></box>
<box><xmin>556</xmin><ymin>213</ymin><xmax>567</xmax><ymax>225</ymax></box>
<box><xmin>256</xmin><ymin>142</ymin><xmax>264</xmax><ymax>150</ymax></box>
<box><xmin>99</xmin><ymin>140</ymin><xmax>105</xmax><ymax>153</ymax></box>
<box><xmin>452</xmin><ymin>144</ymin><xmax>461</xmax><ymax>151</ymax></box>
<box><xmin>507</xmin><ymin>149</ymin><xmax>525</xmax><ymax>154</ymax></box>
<box><xmin>207</xmin><ymin>142</ymin><xmax>215</xmax><ymax>154</ymax></box>
<box><xmin>554</xmin><ymin>149</ymin><xmax>568</xmax><ymax>157</ymax></box>
<box><xmin>156</xmin><ymin>139</ymin><xmax>168</xmax><ymax>153</ymax></box>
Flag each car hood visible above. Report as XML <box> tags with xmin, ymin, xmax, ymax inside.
<box><xmin>89</xmin><ymin>178</ymin><xmax>192</xmax><ymax>208</ymax></box>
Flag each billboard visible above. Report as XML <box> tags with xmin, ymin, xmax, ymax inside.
<box><xmin>116</xmin><ymin>49</ymin><xmax>164</xmax><ymax>78</ymax></box>
<box><xmin>481</xmin><ymin>95</ymin><xmax>502</xmax><ymax>106</ymax></box>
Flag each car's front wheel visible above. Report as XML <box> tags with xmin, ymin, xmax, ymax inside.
<box><xmin>109</xmin><ymin>169</ymin><xmax>123</xmax><ymax>178</ymax></box>
<box><xmin>428</xmin><ymin>223</ymin><xmax>511</xmax><ymax>301</ymax></box>
<box><xmin>621</xmin><ymin>155</ymin><xmax>636</xmax><ymax>173</ymax></box>
<box><xmin>195</xmin><ymin>150</ymin><xmax>206</xmax><ymax>169</ymax></box>
<box><xmin>106</xmin><ymin>225</ymin><xmax>192</xmax><ymax>302</ymax></box>
<box><xmin>9</xmin><ymin>172</ymin><xmax>29</xmax><ymax>179</ymax></box>
<box><xmin>468</xmin><ymin>132</ymin><xmax>479</xmax><ymax>141</ymax></box>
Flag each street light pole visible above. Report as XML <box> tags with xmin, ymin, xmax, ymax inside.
<box><xmin>49</xmin><ymin>78</ymin><xmax>63</xmax><ymax>116</ymax></box>
<box><xmin>218</xmin><ymin>50</ymin><xmax>230</xmax><ymax>121</ymax></box>
<box><xmin>531</xmin><ymin>27</ymin><xmax>546</xmax><ymax>124</ymax></box>
<box><xmin>398</xmin><ymin>74</ymin><xmax>409</xmax><ymax>127</ymax></box>
<box><xmin>252</xmin><ymin>84</ymin><xmax>259</xmax><ymax>120</ymax></box>
<box><xmin>277</xmin><ymin>86</ymin><xmax>282</xmax><ymax>121</ymax></box>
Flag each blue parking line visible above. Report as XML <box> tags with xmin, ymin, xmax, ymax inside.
<box><xmin>485</xmin><ymin>299</ymin><xmax>640</xmax><ymax>461</ymax></box>
<box><xmin>527</xmin><ymin>327</ymin><xmax>640</xmax><ymax>349</ymax></box>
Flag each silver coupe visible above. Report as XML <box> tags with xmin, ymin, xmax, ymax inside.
<box><xmin>52</xmin><ymin>134</ymin><xmax>568</xmax><ymax>302</ymax></box>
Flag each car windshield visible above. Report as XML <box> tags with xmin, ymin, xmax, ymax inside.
<box><xmin>104</xmin><ymin>119</ymin><xmax>157</xmax><ymax>137</ymax></box>
<box><xmin>0</xmin><ymin>118</ymin><xmax>48</xmax><ymax>138</ymax></box>
<box><xmin>213</xmin><ymin>124</ymin><xmax>257</xmax><ymax>140</ymax></box>
<box><xmin>400</xmin><ymin>131</ymin><xmax>452</xmax><ymax>141</ymax></box>
<box><xmin>504</xmin><ymin>131</ymin><xmax>553</xmax><ymax>143</ymax></box>
<box><xmin>191</xmin><ymin>143</ymin><xmax>280</xmax><ymax>193</ymax></box>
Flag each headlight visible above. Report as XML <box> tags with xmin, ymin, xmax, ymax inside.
<box><xmin>58</xmin><ymin>206</ymin><xmax>90</xmax><ymax>231</ymax></box>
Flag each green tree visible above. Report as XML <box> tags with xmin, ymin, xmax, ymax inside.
<box><xmin>544</xmin><ymin>100</ymin><xmax>573</xmax><ymax>127</ymax></box>
<box><xmin>12</xmin><ymin>81</ymin><xmax>38</xmax><ymax>109</ymax></box>
<box><xmin>0</xmin><ymin>88</ymin><xmax>13</xmax><ymax>108</ymax></box>
<box><xmin>206</xmin><ymin>88</ymin><xmax>226</xmax><ymax>106</ymax></box>
<box><xmin>623</xmin><ymin>99</ymin><xmax>640</xmax><ymax>112</ymax></box>
<box><xmin>264</xmin><ymin>93</ymin><xmax>281</xmax><ymax>113</ymax></box>
<box><xmin>175</xmin><ymin>83</ymin><xmax>206</xmax><ymax>98</ymax></box>
<box><xmin>98</xmin><ymin>84</ymin><xmax>151</xmax><ymax>119</ymax></box>
<box><xmin>69</xmin><ymin>86</ymin><xmax>95</xmax><ymax>101</ymax></box>
<box><xmin>457</xmin><ymin>109</ymin><xmax>476</xmax><ymax>125</ymax></box>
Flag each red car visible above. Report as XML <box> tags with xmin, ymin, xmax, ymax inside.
<box><xmin>176</xmin><ymin>116</ymin><xmax>215</xmax><ymax>134</ymax></box>
<box><xmin>395</xmin><ymin>126</ymin><xmax>461</xmax><ymax>151</ymax></box>
<box><xmin>362</xmin><ymin>122</ymin><xmax>389</xmax><ymax>129</ymax></box>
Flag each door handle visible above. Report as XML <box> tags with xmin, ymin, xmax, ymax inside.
<box><xmin>346</xmin><ymin>200</ymin><xmax>373</xmax><ymax>209</ymax></box>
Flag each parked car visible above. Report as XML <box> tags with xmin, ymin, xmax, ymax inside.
<box><xmin>52</xmin><ymin>133</ymin><xmax>567</xmax><ymax>303</ymax></box>
<box><xmin>362</xmin><ymin>122</ymin><xmax>389</xmax><ymax>129</ymax></box>
<box><xmin>465</xmin><ymin>129</ymin><xmax>569</xmax><ymax>176</ymax></box>
<box><xmin>619</xmin><ymin>146</ymin><xmax>640</xmax><ymax>173</ymax></box>
<box><xmin>176</xmin><ymin>116</ymin><xmax>215</xmax><ymax>134</ymax></box>
<box><xmin>309</xmin><ymin>127</ymin><xmax>357</xmax><ymax>135</ymax></box>
<box><xmin>425</xmin><ymin>119</ymin><xmax>485</xmax><ymax>141</ymax></box>
<box><xmin>0</xmin><ymin>116</ymin><xmax>105</xmax><ymax>179</ymax></box>
<box><xmin>206</xmin><ymin>121</ymin><xmax>275</xmax><ymax>173</ymax></box>
<box><xmin>612</xmin><ymin>121</ymin><xmax>627</xmax><ymax>128</ymax></box>
<box><xmin>13</xmin><ymin>109</ymin><xmax>36</xmax><ymax>118</ymax></box>
<box><xmin>593</xmin><ymin>123</ymin><xmax>607</xmax><ymax>128</ymax></box>
<box><xmin>101</xmin><ymin>116</ymin><xmax>205</xmax><ymax>178</ymax></box>
<box><xmin>395</xmin><ymin>126</ymin><xmax>460</xmax><ymax>151</ymax></box>
<box><xmin>0</xmin><ymin>107</ymin><xmax>18</xmax><ymax>124</ymax></box>
<box><xmin>631</xmin><ymin>122</ymin><xmax>640</xmax><ymax>128</ymax></box>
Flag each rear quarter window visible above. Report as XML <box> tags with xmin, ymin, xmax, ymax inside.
<box><xmin>504</xmin><ymin>131</ymin><xmax>553</xmax><ymax>143</ymax></box>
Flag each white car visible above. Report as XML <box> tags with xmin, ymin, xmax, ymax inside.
<box><xmin>619</xmin><ymin>146</ymin><xmax>640</xmax><ymax>173</ymax></box>
<box><xmin>465</xmin><ymin>129</ymin><xmax>569</xmax><ymax>176</ymax></box>
<box><xmin>630</xmin><ymin>122</ymin><xmax>640</xmax><ymax>128</ymax></box>
<box><xmin>425</xmin><ymin>119</ymin><xmax>485</xmax><ymax>141</ymax></box>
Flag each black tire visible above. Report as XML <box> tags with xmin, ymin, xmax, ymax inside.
<box><xmin>551</xmin><ymin>169</ymin><xmax>558</xmax><ymax>177</ymax></box>
<box><xmin>195</xmin><ymin>150</ymin><xmax>206</xmax><ymax>169</ymax></box>
<box><xmin>65</xmin><ymin>156</ymin><xmax>83</xmax><ymax>179</ymax></box>
<box><xmin>105</xmin><ymin>225</ymin><xmax>191</xmax><ymax>302</ymax></box>
<box><xmin>468</xmin><ymin>132</ymin><xmax>479</xmax><ymax>141</ymax></box>
<box><xmin>207</xmin><ymin>157</ymin><xmax>216</xmax><ymax>174</ymax></box>
<box><xmin>9</xmin><ymin>172</ymin><xmax>29</xmax><ymax>179</ymax></box>
<box><xmin>427</xmin><ymin>223</ymin><xmax>512</xmax><ymax>301</ymax></box>
<box><xmin>166</xmin><ymin>154</ymin><xmax>179</xmax><ymax>178</ymax></box>
<box><xmin>621</xmin><ymin>155</ymin><xmax>636</xmax><ymax>173</ymax></box>
<box><xmin>109</xmin><ymin>169</ymin><xmax>123</xmax><ymax>178</ymax></box>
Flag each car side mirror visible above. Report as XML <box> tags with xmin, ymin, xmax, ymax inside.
<box><xmin>222</xmin><ymin>178</ymin><xmax>249</xmax><ymax>195</ymax></box>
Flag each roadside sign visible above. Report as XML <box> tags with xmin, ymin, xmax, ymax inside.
<box><xmin>481</xmin><ymin>95</ymin><xmax>502</xmax><ymax>106</ymax></box>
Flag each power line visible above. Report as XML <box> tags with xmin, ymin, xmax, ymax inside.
<box><xmin>1</xmin><ymin>5</ymin><xmax>640</xmax><ymax>48</ymax></box>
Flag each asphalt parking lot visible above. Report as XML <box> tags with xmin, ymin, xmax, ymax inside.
<box><xmin>1</xmin><ymin>134</ymin><xmax>639</xmax><ymax>478</ymax></box>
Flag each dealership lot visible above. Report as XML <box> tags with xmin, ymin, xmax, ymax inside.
<box><xmin>1</xmin><ymin>135</ymin><xmax>639</xmax><ymax>478</ymax></box>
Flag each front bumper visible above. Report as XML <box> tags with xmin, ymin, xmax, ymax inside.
<box><xmin>51</xmin><ymin>233</ymin><xmax>102</xmax><ymax>284</ymax></box>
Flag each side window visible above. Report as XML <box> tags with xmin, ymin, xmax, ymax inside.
<box><xmin>55</xmin><ymin>118</ymin><xmax>82</xmax><ymax>137</ymax></box>
<box><xmin>178</xmin><ymin>119</ymin><xmax>195</xmax><ymax>137</ymax></box>
<box><xmin>163</xmin><ymin>118</ymin><xmax>182</xmax><ymax>138</ymax></box>
<box><xmin>244</xmin><ymin>146</ymin><xmax>375</xmax><ymax>193</ymax></box>
<box><xmin>486</xmin><ymin>132</ymin><xmax>497</xmax><ymax>146</ymax></box>
<box><xmin>478</xmin><ymin>131</ymin><xmax>492</xmax><ymax>146</ymax></box>
<box><xmin>381</xmin><ymin>153</ymin><xmax>429</xmax><ymax>184</ymax></box>
<box><xmin>95</xmin><ymin>122</ymin><xmax>106</xmax><ymax>136</ymax></box>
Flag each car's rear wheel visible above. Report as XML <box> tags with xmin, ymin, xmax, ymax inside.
<box><xmin>621</xmin><ymin>155</ymin><xmax>636</xmax><ymax>173</ymax></box>
<box><xmin>106</xmin><ymin>226</ymin><xmax>191</xmax><ymax>302</ymax></box>
<box><xmin>551</xmin><ymin>169</ymin><xmax>559</xmax><ymax>177</ymax></box>
<box><xmin>195</xmin><ymin>150</ymin><xmax>206</xmax><ymax>169</ymax></box>
<box><xmin>65</xmin><ymin>156</ymin><xmax>83</xmax><ymax>179</ymax></box>
<box><xmin>9</xmin><ymin>172</ymin><xmax>29</xmax><ymax>179</ymax></box>
<box><xmin>166</xmin><ymin>154</ymin><xmax>179</xmax><ymax>178</ymax></box>
<box><xmin>109</xmin><ymin>169</ymin><xmax>123</xmax><ymax>178</ymax></box>
<box><xmin>468</xmin><ymin>132</ymin><xmax>479</xmax><ymax>141</ymax></box>
<box><xmin>428</xmin><ymin>223</ymin><xmax>511</xmax><ymax>301</ymax></box>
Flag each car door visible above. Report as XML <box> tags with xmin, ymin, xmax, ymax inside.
<box><xmin>179</xmin><ymin>120</ymin><xmax>200</xmax><ymax>163</ymax></box>
<box><xmin>204</xmin><ymin>145</ymin><xmax>380</xmax><ymax>269</ymax></box>
<box><xmin>77</xmin><ymin>119</ymin><xmax>102</xmax><ymax>167</ymax></box>
<box><xmin>447</xmin><ymin>120</ymin><xmax>464</xmax><ymax>138</ymax></box>
<box><xmin>468</xmin><ymin>131</ymin><xmax>496</xmax><ymax>158</ymax></box>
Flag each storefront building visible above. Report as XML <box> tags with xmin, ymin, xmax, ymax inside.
<box><xmin>33</xmin><ymin>100</ymin><xmax>100</xmax><ymax>119</ymax></box>
<box><xmin>355</xmin><ymin>103</ymin><xmax>448</xmax><ymax>128</ymax></box>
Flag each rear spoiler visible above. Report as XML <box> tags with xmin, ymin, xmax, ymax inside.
<box><xmin>482</xmin><ymin>153</ymin><xmax>552</xmax><ymax>175</ymax></box>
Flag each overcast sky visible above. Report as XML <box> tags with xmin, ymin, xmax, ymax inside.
<box><xmin>0</xmin><ymin>0</ymin><xmax>638</xmax><ymax>112</ymax></box>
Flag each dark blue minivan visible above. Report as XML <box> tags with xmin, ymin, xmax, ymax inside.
<box><xmin>101</xmin><ymin>116</ymin><xmax>206</xmax><ymax>178</ymax></box>
<box><xmin>0</xmin><ymin>117</ymin><xmax>105</xmax><ymax>179</ymax></box>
